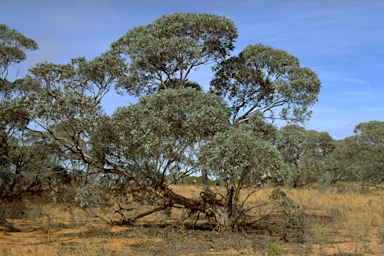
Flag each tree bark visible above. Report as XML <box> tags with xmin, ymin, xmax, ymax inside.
<box><xmin>225</xmin><ymin>186</ymin><xmax>234</xmax><ymax>218</ymax></box>
<box><xmin>202</xmin><ymin>169</ymin><xmax>211</xmax><ymax>193</ymax></box>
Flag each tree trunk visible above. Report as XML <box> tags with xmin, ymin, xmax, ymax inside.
<box><xmin>213</xmin><ymin>186</ymin><xmax>236</xmax><ymax>230</ymax></box>
<box><xmin>202</xmin><ymin>169</ymin><xmax>211</xmax><ymax>193</ymax></box>
<box><xmin>225</xmin><ymin>186</ymin><xmax>234</xmax><ymax>218</ymax></box>
<box><xmin>213</xmin><ymin>205</ymin><xmax>229</xmax><ymax>230</ymax></box>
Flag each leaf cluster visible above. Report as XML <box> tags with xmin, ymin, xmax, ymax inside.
<box><xmin>111</xmin><ymin>13</ymin><xmax>238</xmax><ymax>96</ymax></box>
<box><xmin>0</xmin><ymin>24</ymin><xmax>38</xmax><ymax>78</ymax></box>
<box><xmin>333</xmin><ymin>121</ymin><xmax>384</xmax><ymax>185</ymax></box>
<box><xmin>94</xmin><ymin>88</ymin><xmax>229</xmax><ymax>187</ymax></box>
<box><xmin>211</xmin><ymin>44</ymin><xmax>321</xmax><ymax>124</ymax></box>
<box><xmin>199</xmin><ymin>115</ymin><xmax>281</xmax><ymax>189</ymax></box>
<box><xmin>276</xmin><ymin>125</ymin><xmax>335</xmax><ymax>187</ymax></box>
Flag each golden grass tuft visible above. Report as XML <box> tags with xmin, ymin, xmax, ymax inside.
<box><xmin>1</xmin><ymin>183</ymin><xmax>383</xmax><ymax>255</ymax></box>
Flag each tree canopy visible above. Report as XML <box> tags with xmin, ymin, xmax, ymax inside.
<box><xmin>94</xmin><ymin>88</ymin><xmax>229</xmax><ymax>188</ymax></box>
<box><xmin>0</xmin><ymin>24</ymin><xmax>38</xmax><ymax>79</ymax></box>
<box><xmin>111</xmin><ymin>13</ymin><xmax>238</xmax><ymax>96</ymax></box>
<box><xmin>0</xmin><ymin>24</ymin><xmax>39</xmax><ymax>200</ymax></box>
<box><xmin>276</xmin><ymin>125</ymin><xmax>335</xmax><ymax>187</ymax></box>
<box><xmin>210</xmin><ymin>44</ymin><xmax>321</xmax><ymax>125</ymax></box>
<box><xmin>341</xmin><ymin>121</ymin><xmax>384</xmax><ymax>185</ymax></box>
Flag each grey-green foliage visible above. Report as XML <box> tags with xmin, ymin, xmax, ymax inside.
<box><xmin>16</xmin><ymin>52</ymin><xmax>125</xmax><ymax>212</ymax></box>
<box><xmin>0</xmin><ymin>24</ymin><xmax>38</xmax><ymax>78</ymax></box>
<box><xmin>0</xmin><ymin>24</ymin><xmax>40</xmax><ymax>203</ymax></box>
<box><xmin>332</xmin><ymin>121</ymin><xmax>384</xmax><ymax>185</ymax></box>
<box><xmin>275</xmin><ymin>125</ymin><xmax>306</xmax><ymax>187</ymax></box>
<box><xmin>198</xmin><ymin>114</ymin><xmax>282</xmax><ymax>227</ymax></box>
<box><xmin>276</xmin><ymin>125</ymin><xmax>335</xmax><ymax>187</ymax></box>
<box><xmin>105</xmin><ymin>15</ymin><xmax>320</xmax><ymax>227</ymax></box>
<box><xmin>353</xmin><ymin>121</ymin><xmax>384</xmax><ymax>184</ymax></box>
<box><xmin>0</xmin><ymin>131</ymin><xmax>67</xmax><ymax>201</ymax></box>
<box><xmin>328</xmin><ymin>137</ymin><xmax>359</xmax><ymax>183</ymax></box>
<box><xmin>25</xmin><ymin>52</ymin><xmax>123</xmax><ymax>167</ymax></box>
<box><xmin>210</xmin><ymin>44</ymin><xmax>321</xmax><ymax>125</ymax></box>
<box><xmin>269</xmin><ymin>188</ymin><xmax>304</xmax><ymax>242</ymax></box>
<box><xmin>111</xmin><ymin>13</ymin><xmax>238</xmax><ymax>96</ymax></box>
<box><xmin>1</xmin><ymin>24</ymin><xmax>37</xmax><ymax>141</ymax></box>
<box><xmin>199</xmin><ymin>114</ymin><xmax>280</xmax><ymax>188</ymax></box>
<box><xmin>94</xmin><ymin>88</ymin><xmax>230</xmax><ymax>191</ymax></box>
<box><xmin>302</xmin><ymin>130</ymin><xmax>335</xmax><ymax>185</ymax></box>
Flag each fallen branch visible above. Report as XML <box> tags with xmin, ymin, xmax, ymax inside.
<box><xmin>0</xmin><ymin>218</ymin><xmax>20</xmax><ymax>232</ymax></box>
<box><xmin>124</xmin><ymin>205</ymin><xmax>170</xmax><ymax>224</ymax></box>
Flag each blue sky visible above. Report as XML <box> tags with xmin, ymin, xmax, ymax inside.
<box><xmin>2</xmin><ymin>0</ymin><xmax>383</xmax><ymax>139</ymax></box>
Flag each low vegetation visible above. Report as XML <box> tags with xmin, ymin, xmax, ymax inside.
<box><xmin>1</xmin><ymin>183</ymin><xmax>383</xmax><ymax>255</ymax></box>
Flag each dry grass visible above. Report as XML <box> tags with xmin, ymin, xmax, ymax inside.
<box><xmin>1</xmin><ymin>183</ymin><xmax>383</xmax><ymax>255</ymax></box>
<box><xmin>286</xmin><ymin>183</ymin><xmax>384</xmax><ymax>255</ymax></box>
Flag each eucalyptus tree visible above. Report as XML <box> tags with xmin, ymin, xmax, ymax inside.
<box><xmin>24</xmin><ymin>51</ymin><xmax>125</xmax><ymax>185</ymax></box>
<box><xmin>18</xmin><ymin>12</ymin><xmax>322</xmax><ymax>230</ymax></box>
<box><xmin>276</xmin><ymin>125</ymin><xmax>335</xmax><ymax>187</ymax></box>
<box><xmin>0</xmin><ymin>23</ymin><xmax>38</xmax><ymax>187</ymax></box>
<box><xmin>0</xmin><ymin>24</ymin><xmax>38</xmax><ymax>79</ymax></box>
<box><xmin>275</xmin><ymin>125</ymin><xmax>306</xmax><ymax>187</ymax></box>
<box><xmin>1</xmin><ymin>23</ymin><xmax>38</xmax><ymax>163</ymax></box>
<box><xmin>91</xmin><ymin>88</ymin><xmax>230</xmax><ymax>222</ymax></box>
<box><xmin>198</xmin><ymin>114</ymin><xmax>282</xmax><ymax>229</ymax></box>
<box><xmin>104</xmin><ymin>13</ymin><xmax>320</xmax><ymax>228</ymax></box>
<box><xmin>326</xmin><ymin>137</ymin><xmax>358</xmax><ymax>184</ymax></box>
<box><xmin>207</xmin><ymin>43</ymin><xmax>319</xmax><ymax>227</ymax></box>
<box><xmin>14</xmin><ymin>13</ymin><xmax>238</xmax><ymax>225</ymax></box>
<box><xmin>0</xmin><ymin>24</ymin><xmax>38</xmax><ymax>231</ymax></box>
<box><xmin>302</xmin><ymin>130</ymin><xmax>335</xmax><ymax>185</ymax></box>
<box><xmin>340</xmin><ymin>121</ymin><xmax>384</xmax><ymax>186</ymax></box>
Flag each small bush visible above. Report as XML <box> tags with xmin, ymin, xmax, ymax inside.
<box><xmin>266</xmin><ymin>242</ymin><xmax>282</xmax><ymax>255</ymax></box>
<box><xmin>269</xmin><ymin>188</ymin><xmax>305</xmax><ymax>242</ymax></box>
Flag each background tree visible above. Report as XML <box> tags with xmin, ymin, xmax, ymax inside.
<box><xmin>332</xmin><ymin>121</ymin><xmax>384</xmax><ymax>186</ymax></box>
<box><xmin>0</xmin><ymin>24</ymin><xmax>38</xmax><ymax>231</ymax></box>
<box><xmin>326</xmin><ymin>137</ymin><xmax>358</xmax><ymax>184</ymax></box>
<box><xmin>299</xmin><ymin>130</ymin><xmax>335</xmax><ymax>186</ymax></box>
<box><xmin>110</xmin><ymin>13</ymin><xmax>238</xmax><ymax>96</ymax></box>
<box><xmin>0</xmin><ymin>131</ymin><xmax>70</xmax><ymax>202</ymax></box>
<box><xmin>0</xmin><ymin>24</ymin><xmax>38</xmax><ymax>79</ymax></box>
<box><xmin>275</xmin><ymin>125</ymin><xmax>306</xmax><ymax>187</ymax></box>
<box><xmin>276</xmin><ymin>125</ymin><xmax>335</xmax><ymax>187</ymax></box>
